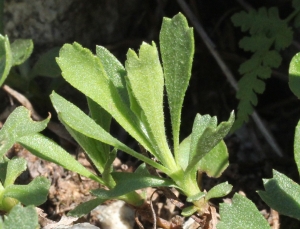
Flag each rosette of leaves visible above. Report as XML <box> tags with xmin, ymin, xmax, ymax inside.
<box><xmin>231</xmin><ymin>1</ymin><xmax>300</xmax><ymax>130</ymax></box>
<box><xmin>4</xmin><ymin>13</ymin><xmax>235</xmax><ymax>221</ymax></box>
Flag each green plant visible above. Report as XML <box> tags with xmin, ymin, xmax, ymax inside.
<box><xmin>231</xmin><ymin>1</ymin><xmax>300</xmax><ymax>130</ymax></box>
<box><xmin>216</xmin><ymin>51</ymin><xmax>300</xmax><ymax>229</ymax></box>
<box><xmin>0</xmin><ymin>204</ymin><xmax>39</xmax><ymax>229</ymax></box>
<box><xmin>1</xmin><ymin>13</ymin><xmax>235</xmax><ymax>227</ymax></box>
<box><xmin>0</xmin><ymin>106</ymin><xmax>50</xmax><ymax>213</ymax></box>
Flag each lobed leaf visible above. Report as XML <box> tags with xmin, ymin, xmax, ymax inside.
<box><xmin>0</xmin><ymin>106</ymin><xmax>49</xmax><ymax>158</ymax></box>
<box><xmin>2</xmin><ymin>204</ymin><xmax>39</xmax><ymax>229</ymax></box>
<box><xmin>3</xmin><ymin>176</ymin><xmax>50</xmax><ymax>207</ymax></box>
<box><xmin>257</xmin><ymin>170</ymin><xmax>300</xmax><ymax>220</ymax></box>
<box><xmin>186</xmin><ymin>112</ymin><xmax>234</xmax><ymax>176</ymax></box>
<box><xmin>217</xmin><ymin>193</ymin><xmax>270</xmax><ymax>229</ymax></box>
<box><xmin>125</xmin><ymin>42</ymin><xmax>174</xmax><ymax>168</ymax></box>
<box><xmin>3</xmin><ymin>157</ymin><xmax>26</xmax><ymax>187</ymax></box>
<box><xmin>159</xmin><ymin>13</ymin><xmax>194</xmax><ymax>160</ymax></box>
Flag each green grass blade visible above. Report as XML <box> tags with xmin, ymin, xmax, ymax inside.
<box><xmin>160</xmin><ymin>13</ymin><xmax>194</xmax><ymax>161</ymax></box>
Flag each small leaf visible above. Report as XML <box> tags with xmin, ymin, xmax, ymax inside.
<box><xmin>217</xmin><ymin>193</ymin><xmax>270</xmax><ymax>229</ymax></box>
<box><xmin>3</xmin><ymin>204</ymin><xmax>39</xmax><ymax>229</ymax></box>
<box><xmin>126</xmin><ymin>42</ymin><xmax>174</xmax><ymax>168</ymax></box>
<box><xmin>289</xmin><ymin>52</ymin><xmax>300</xmax><ymax>99</ymax></box>
<box><xmin>181</xmin><ymin>205</ymin><xmax>198</xmax><ymax>217</ymax></box>
<box><xmin>92</xmin><ymin>172</ymin><xmax>176</xmax><ymax>199</ymax></box>
<box><xmin>68</xmin><ymin>198</ymin><xmax>106</xmax><ymax>217</ymax></box>
<box><xmin>4</xmin><ymin>157</ymin><xmax>27</xmax><ymax>187</ymax></box>
<box><xmin>30</xmin><ymin>47</ymin><xmax>60</xmax><ymax>78</ymax></box>
<box><xmin>159</xmin><ymin>12</ymin><xmax>194</xmax><ymax>159</ymax></box>
<box><xmin>257</xmin><ymin>170</ymin><xmax>300</xmax><ymax>220</ymax></box>
<box><xmin>186</xmin><ymin>112</ymin><xmax>234</xmax><ymax>175</ymax></box>
<box><xmin>3</xmin><ymin>176</ymin><xmax>50</xmax><ymax>206</ymax></box>
<box><xmin>10</xmin><ymin>39</ymin><xmax>33</xmax><ymax>66</ymax></box>
<box><xmin>0</xmin><ymin>35</ymin><xmax>12</xmax><ymax>87</ymax></box>
<box><xmin>0</xmin><ymin>106</ymin><xmax>50</xmax><ymax>158</ymax></box>
<box><xmin>205</xmin><ymin>182</ymin><xmax>232</xmax><ymax>201</ymax></box>
<box><xmin>18</xmin><ymin>133</ymin><xmax>103</xmax><ymax>184</ymax></box>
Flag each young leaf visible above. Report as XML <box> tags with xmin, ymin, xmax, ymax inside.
<box><xmin>125</xmin><ymin>42</ymin><xmax>175</xmax><ymax>169</ymax></box>
<box><xmin>50</xmin><ymin>92</ymin><xmax>170</xmax><ymax>175</ymax></box>
<box><xmin>0</xmin><ymin>106</ymin><xmax>50</xmax><ymax>158</ymax></box>
<box><xmin>185</xmin><ymin>112</ymin><xmax>234</xmax><ymax>175</ymax></box>
<box><xmin>56</xmin><ymin>42</ymin><xmax>154</xmax><ymax>157</ymax></box>
<box><xmin>3</xmin><ymin>176</ymin><xmax>50</xmax><ymax>206</ymax></box>
<box><xmin>17</xmin><ymin>133</ymin><xmax>103</xmax><ymax>184</ymax></box>
<box><xmin>0</xmin><ymin>35</ymin><xmax>12</xmax><ymax>87</ymax></box>
<box><xmin>189</xmin><ymin>114</ymin><xmax>217</xmax><ymax>164</ymax></box>
<box><xmin>289</xmin><ymin>52</ymin><xmax>300</xmax><ymax>99</ymax></box>
<box><xmin>217</xmin><ymin>193</ymin><xmax>270</xmax><ymax>229</ymax></box>
<box><xmin>2</xmin><ymin>204</ymin><xmax>39</xmax><ymax>229</ymax></box>
<box><xmin>257</xmin><ymin>170</ymin><xmax>300</xmax><ymax>220</ymax></box>
<box><xmin>159</xmin><ymin>13</ymin><xmax>194</xmax><ymax>160</ymax></box>
<box><xmin>205</xmin><ymin>182</ymin><xmax>232</xmax><ymax>201</ymax></box>
<box><xmin>3</xmin><ymin>157</ymin><xmax>27</xmax><ymax>187</ymax></box>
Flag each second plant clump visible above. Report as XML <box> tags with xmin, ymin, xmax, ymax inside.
<box><xmin>3</xmin><ymin>12</ymin><xmax>300</xmax><ymax>229</ymax></box>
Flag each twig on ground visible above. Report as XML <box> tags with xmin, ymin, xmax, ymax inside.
<box><xmin>176</xmin><ymin>0</ymin><xmax>283</xmax><ymax>157</ymax></box>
